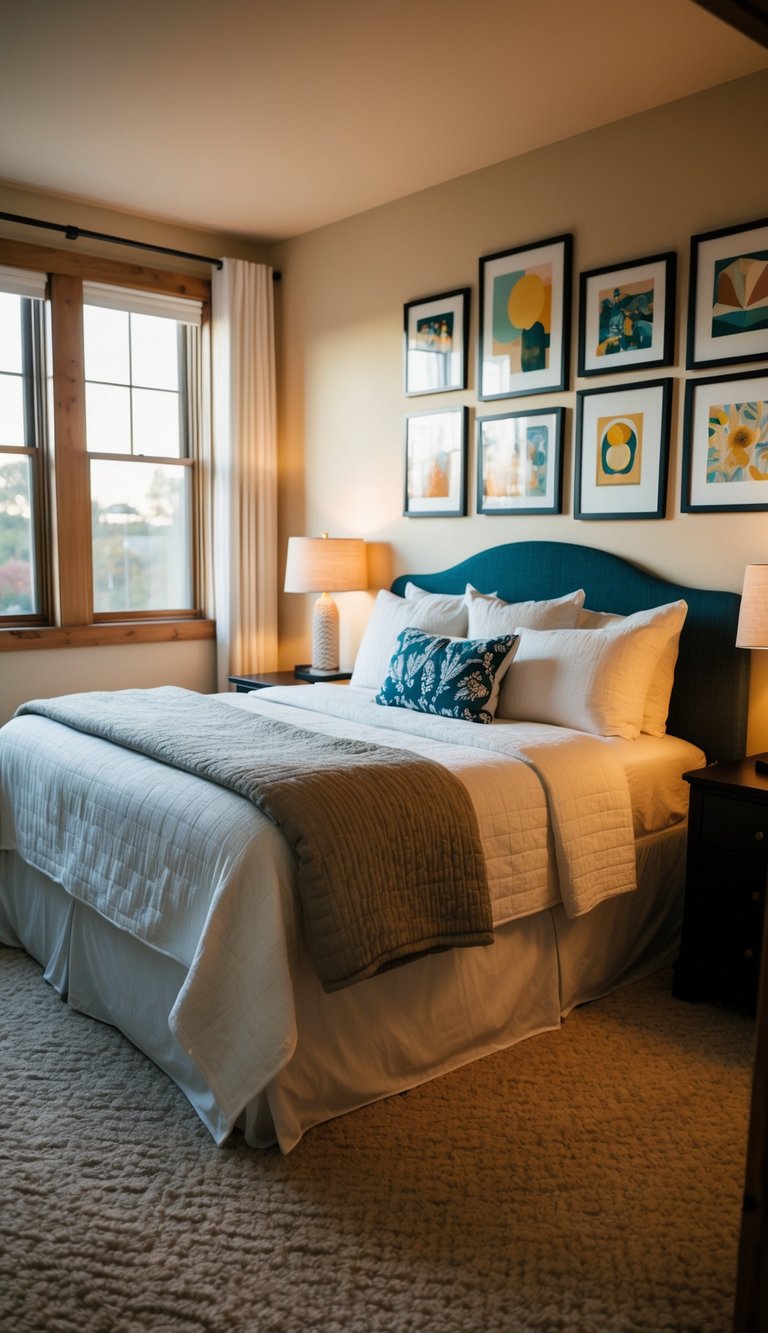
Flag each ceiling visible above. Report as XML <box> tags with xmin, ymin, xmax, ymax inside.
<box><xmin>1</xmin><ymin>0</ymin><xmax>766</xmax><ymax>244</ymax></box>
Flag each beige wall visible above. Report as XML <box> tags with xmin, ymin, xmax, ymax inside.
<box><xmin>271</xmin><ymin>70</ymin><xmax>768</xmax><ymax>750</ymax></box>
<box><xmin>0</xmin><ymin>179</ymin><xmax>270</xmax><ymax>273</ymax></box>
<box><xmin>2</xmin><ymin>74</ymin><xmax>768</xmax><ymax>743</ymax></box>
<box><xmin>0</xmin><ymin>183</ymin><xmax>266</xmax><ymax>725</ymax></box>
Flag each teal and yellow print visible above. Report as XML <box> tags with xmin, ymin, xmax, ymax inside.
<box><xmin>707</xmin><ymin>399</ymin><xmax>768</xmax><ymax>483</ymax></box>
<box><xmin>596</xmin><ymin>414</ymin><xmax>643</xmax><ymax>487</ymax></box>
<box><xmin>492</xmin><ymin>264</ymin><xmax>552</xmax><ymax>373</ymax></box>
<box><xmin>596</xmin><ymin>279</ymin><xmax>654</xmax><ymax>357</ymax></box>
<box><xmin>711</xmin><ymin>251</ymin><xmax>768</xmax><ymax>340</ymax></box>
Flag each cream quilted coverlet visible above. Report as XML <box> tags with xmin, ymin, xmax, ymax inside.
<box><xmin>0</xmin><ymin>683</ymin><xmax>640</xmax><ymax>1136</ymax></box>
<box><xmin>14</xmin><ymin>687</ymin><xmax>493</xmax><ymax>991</ymax></box>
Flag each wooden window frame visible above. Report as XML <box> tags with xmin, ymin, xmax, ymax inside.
<box><xmin>0</xmin><ymin>238</ymin><xmax>214</xmax><ymax>652</ymax></box>
<box><xmin>0</xmin><ymin>293</ymin><xmax>49</xmax><ymax>626</ymax></box>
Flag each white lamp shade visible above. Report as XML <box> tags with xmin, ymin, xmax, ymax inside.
<box><xmin>736</xmin><ymin>564</ymin><xmax>768</xmax><ymax>648</ymax></box>
<box><xmin>284</xmin><ymin>536</ymin><xmax>367</xmax><ymax>593</ymax></box>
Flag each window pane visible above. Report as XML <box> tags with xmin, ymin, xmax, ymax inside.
<box><xmin>84</xmin><ymin>305</ymin><xmax>130</xmax><ymax>384</ymax></box>
<box><xmin>86</xmin><ymin>383</ymin><xmax>131</xmax><ymax>454</ymax></box>
<box><xmin>91</xmin><ymin>459</ymin><xmax>192</xmax><ymax>612</ymax></box>
<box><xmin>131</xmin><ymin>313</ymin><xmax>179</xmax><ymax>391</ymax></box>
<box><xmin>0</xmin><ymin>454</ymin><xmax>36</xmax><ymax>615</ymax></box>
<box><xmin>0</xmin><ymin>293</ymin><xmax>23</xmax><ymax>373</ymax></box>
<box><xmin>132</xmin><ymin>387</ymin><xmax>182</xmax><ymax>457</ymax></box>
<box><xmin>0</xmin><ymin>373</ymin><xmax>25</xmax><ymax>446</ymax></box>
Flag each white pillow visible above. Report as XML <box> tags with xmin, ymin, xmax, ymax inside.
<box><xmin>577</xmin><ymin>600</ymin><xmax>688</xmax><ymax>737</ymax></box>
<box><xmin>577</xmin><ymin>607</ymin><xmax>623</xmax><ymax>629</ymax></box>
<box><xmin>497</xmin><ymin>616</ymin><xmax>682</xmax><ymax>739</ymax></box>
<box><xmin>403</xmin><ymin>582</ymin><xmax>469</xmax><ymax>636</ymax></box>
<box><xmin>351</xmin><ymin>589</ymin><xmax>469</xmax><ymax>690</ymax></box>
<box><xmin>404</xmin><ymin>582</ymin><xmax>500</xmax><ymax>634</ymax></box>
<box><xmin>466</xmin><ymin>586</ymin><xmax>586</xmax><ymax>637</ymax></box>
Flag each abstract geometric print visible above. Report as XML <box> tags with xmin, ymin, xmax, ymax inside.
<box><xmin>712</xmin><ymin>250</ymin><xmax>768</xmax><ymax>339</ymax></box>
<box><xmin>596</xmin><ymin>413</ymin><xmax>643</xmax><ymax>487</ymax></box>
<box><xmin>492</xmin><ymin>263</ymin><xmax>552</xmax><ymax>374</ymax></box>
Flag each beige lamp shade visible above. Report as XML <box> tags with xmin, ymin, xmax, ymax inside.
<box><xmin>736</xmin><ymin>564</ymin><xmax>768</xmax><ymax>648</ymax></box>
<box><xmin>284</xmin><ymin>535</ymin><xmax>367</xmax><ymax>594</ymax></box>
<box><xmin>284</xmin><ymin>534</ymin><xmax>367</xmax><ymax>674</ymax></box>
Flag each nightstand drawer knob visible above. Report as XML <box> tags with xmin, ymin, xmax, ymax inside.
<box><xmin>755</xmin><ymin>830</ymin><xmax>765</xmax><ymax>842</ymax></box>
<box><xmin>752</xmin><ymin>891</ymin><xmax>761</xmax><ymax>903</ymax></box>
<box><xmin>744</xmin><ymin>948</ymin><xmax>755</xmax><ymax>960</ymax></box>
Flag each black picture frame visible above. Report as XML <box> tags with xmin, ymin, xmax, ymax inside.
<box><xmin>478</xmin><ymin>233</ymin><xmax>572</xmax><ymax>400</ymax></box>
<box><xmin>686</xmin><ymin>216</ymin><xmax>768</xmax><ymax>369</ymax></box>
<box><xmin>574</xmin><ymin>379</ymin><xmax>672</xmax><ymax>520</ymax></box>
<box><xmin>681</xmin><ymin>368</ymin><xmax>768</xmax><ymax>512</ymax></box>
<box><xmin>403</xmin><ymin>406</ymin><xmax>468</xmax><ymax>518</ymax></box>
<box><xmin>476</xmin><ymin>407</ymin><xmax>564</xmax><ymax>515</ymax></box>
<box><xmin>404</xmin><ymin>288</ymin><xmax>470</xmax><ymax>395</ymax></box>
<box><xmin>578</xmin><ymin>251</ymin><xmax>676</xmax><ymax>377</ymax></box>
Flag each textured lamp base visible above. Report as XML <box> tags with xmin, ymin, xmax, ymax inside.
<box><xmin>311</xmin><ymin>593</ymin><xmax>340</xmax><ymax>673</ymax></box>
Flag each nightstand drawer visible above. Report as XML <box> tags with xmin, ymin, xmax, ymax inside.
<box><xmin>697</xmin><ymin>848</ymin><xmax>766</xmax><ymax>918</ymax></box>
<box><xmin>695</xmin><ymin>911</ymin><xmax>762</xmax><ymax>990</ymax></box>
<box><xmin>699</xmin><ymin>792</ymin><xmax>768</xmax><ymax>856</ymax></box>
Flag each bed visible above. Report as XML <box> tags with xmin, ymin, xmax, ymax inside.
<box><xmin>0</xmin><ymin>541</ymin><xmax>749</xmax><ymax>1152</ymax></box>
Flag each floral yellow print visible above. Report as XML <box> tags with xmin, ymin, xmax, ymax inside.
<box><xmin>707</xmin><ymin>399</ymin><xmax>768</xmax><ymax>483</ymax></box>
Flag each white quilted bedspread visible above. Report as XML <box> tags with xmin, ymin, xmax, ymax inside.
<box><xmin>0</xmin><ymin>684</ymin><xmax>698</xmax><ymax>1133</ymax></box>
<box><xmin>231</xmin><ymin>685</ymin><xmax>640</xmax><ymax>921</ymax></box>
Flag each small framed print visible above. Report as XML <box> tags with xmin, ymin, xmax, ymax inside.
<box><xmin>404</xmin><ymin>406</ymin><xmax>468</xmax><ymax>517</ymax></box>
<box><xmin>574</xmin><ymin>379</ymin><xmax>672</xmax><ymax>520</ymax></box>
<box><xmin>404</xmin><ymin>288</ymin><xmax>470</xmax><ymax>395</ymax></box>
<box><xmin>687</xmin><ymin>216</ymin><xmax>768</xmax><ymax>369</ymax></box>
<box><xmin>478</xmin><ymin>233</ymin><xmax>572</xmax><ymax>400</ymax></box>
<box><xmin>681</xmin><ymin>369</ymin><xmax>768</xmax><ymax>513</ymax></box>
<box><xmin>477</xmin><ymin>408</ymin><xmax>564</xmax><ymax>515</ymax></box>
<box><xmin>578</xmin><ymin>252</ymin><xmax>676</xmax><ymax>376</ymax></box>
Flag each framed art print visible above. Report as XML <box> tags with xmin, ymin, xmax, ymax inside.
<box><xmin>681</xmin><ymin>369</ymin><xmax>768</xmax><ymax>512</ymax></box>
<box><xmin>478</xmin><ymin>234</ymin><xmax>572</xmax><ymax>400</ymax></box>
<box><xmin>687</xmin><ymin>216</ymin><xmax>768</xmax><ymax>369</ymax></box>
<box><xmin>404</xmin><ymin>406</ymin><xmax>468</xmax><ymax>517</ymax></box>
<box><xmin>476</xmin><ymin>407</ymin><xmax>564</xmax><ymax>515</ymax></box>
<box><xmin>578</xmin><ymin>252</ymin><xmax>676</xmax><ymax>376</ymax></box>
<box><xmin>574</xmin><ymin>379</ymin><xmax>672</xmax><ymax>520</ymax></box>
<box><xmin>404</xmin><ymin>288</ymin><xmax>470</xmax><ymax>395</ymax></box>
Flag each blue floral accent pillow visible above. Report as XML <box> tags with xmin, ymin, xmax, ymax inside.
<box><xmin>376</xmin><ymin>628</ymin><xmax>519</xmax><ymax>724</ymax></box>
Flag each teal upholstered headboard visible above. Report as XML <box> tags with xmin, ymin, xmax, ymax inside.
<box><xmin>391</xmin><ymin>541</ymin><xmax>748</xmax><ymax>763</ymax></box>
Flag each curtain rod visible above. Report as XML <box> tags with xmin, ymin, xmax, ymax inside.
<box><xmin>0</xmin><ymin>210</ymin><xmax>283</xmax><ymax>279</ymax></box>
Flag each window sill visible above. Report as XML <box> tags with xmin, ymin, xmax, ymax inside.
<box><xmin>0</xmin><ymin>619</ymin><xmax>216</xmax><ymax>651</ymax></box>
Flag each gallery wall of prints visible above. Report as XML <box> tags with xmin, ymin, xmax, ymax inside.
<box><xmin>401</xmin><ymin>216</ymin><xmax>768</xmax><ymax>524</ymax></box>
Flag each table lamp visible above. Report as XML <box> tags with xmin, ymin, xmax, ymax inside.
<box><xmin>736</xmin><ymin>564</ymin><xmax>768</xmax><ymax>773</ymax></box>
<box><xmin>284</xmin><ymin>534</ymin><xmax>367</xmax><ymax>676</ymax></box>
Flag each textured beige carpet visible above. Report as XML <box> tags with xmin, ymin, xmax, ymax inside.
<box><xmin>0</xmin><ymin>947</ymin><xmax>755</xmax><ymax>1333</ymax></box>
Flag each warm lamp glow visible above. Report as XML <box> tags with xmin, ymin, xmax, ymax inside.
<box><xmin>284</xmin><ymin>534</ymin><xmax>367</xmax><ymax>674</ymax></box>
<box><xmin>736</xmin><ymin>564</ymin><xmax>768</xmax><ymax>649</ymax></box>
<box><xmin>736</xmin><ymin>564</ymin><xmax>768</xmax><ymax>774</ymax></box>
<box><xmin>284</xmin><ymin>535</ymin><xmax>367</xmax><ymax>595</ymax></box>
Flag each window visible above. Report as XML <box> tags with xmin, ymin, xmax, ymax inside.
<box><xmin>82</xmin><ymin>285</ymin><xmax>198</xmax><ymax>617</ymax></box>
<box><xmin>0</xmin><ymin>268</ymin><xmax>47</xmax><ymax>621</ymax></box>
<box><xmin>0</xmin><ymin>248</ymin><xmax>212</xmax><ymax>648</ymax></box>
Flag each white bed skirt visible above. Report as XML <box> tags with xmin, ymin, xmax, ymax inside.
<box><xmin>0</xmin><ymin>827</ymin><xmax>685</xmax><ymax>1152</ymax></box>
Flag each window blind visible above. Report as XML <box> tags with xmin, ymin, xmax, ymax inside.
<box><xmin>0</xmin><ymin>265</ymin><xmax>47</xmax><ymax>299</ymax></box>
<box><xmin>82</xmin><ymin>281</ymin><xmax>203</xmax><ymax>326</ymax></box>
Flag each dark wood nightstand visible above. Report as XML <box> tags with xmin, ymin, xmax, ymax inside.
<box><xmin>673</xmin><ymin>756</ymin><xmax>768</xmax><ymax>1013</ymax></box>
<box><xmin>228</xmin><ymin>668</ymin><xmax>352</xmax><ymax>693</ymax></box>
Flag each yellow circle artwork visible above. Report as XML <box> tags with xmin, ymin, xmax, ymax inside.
<box><xmin>597</xmin><ymin>414</ymin><xmax>643</xmax><ymax>486</ymax></box>
<box><xmin>507</xmin><ymin>273</ymin><xmax>546</xmax><ymax>330</ymax></box>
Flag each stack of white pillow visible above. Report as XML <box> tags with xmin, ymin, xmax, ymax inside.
<box><xmin>350</xmin><ymin>581</ymin><xmax>688</xmax><ymax>740</ymax></box>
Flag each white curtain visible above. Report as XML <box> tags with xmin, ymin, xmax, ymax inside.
<box><xmin>211</xmin><ymin>259</ymin><xmax>279</xmax><ymax>690</ymax></box>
